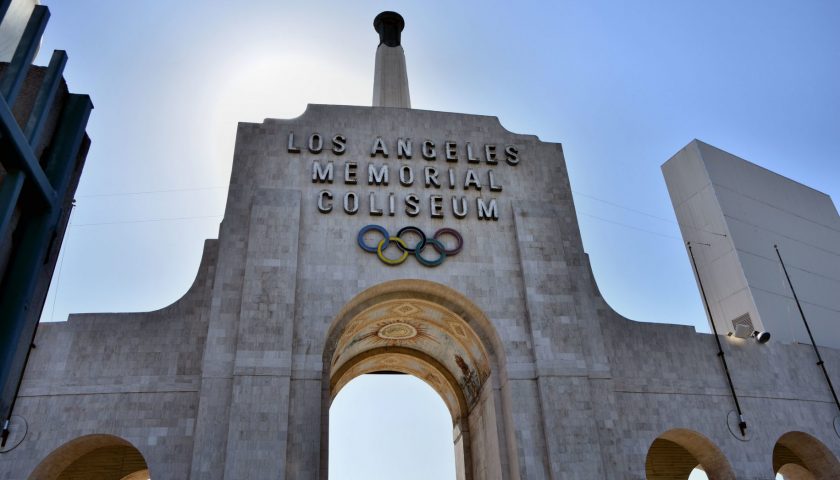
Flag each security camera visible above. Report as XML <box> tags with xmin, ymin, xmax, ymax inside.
<box><xmin>753</xmin><ymin>331</ymin><xmax>771</xmax><ymax>344</ymax></box>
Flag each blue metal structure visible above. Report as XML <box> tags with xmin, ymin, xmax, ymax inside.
<box><xmin>0</xmin><ymin>0</ymin><xmax>93</xmax><ymax>446</ymax></box>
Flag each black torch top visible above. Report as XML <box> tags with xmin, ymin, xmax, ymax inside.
<box><xmin>373</xmin><ymin>11</ymin><xmax>405</xmax><ymax>47</ymax></box>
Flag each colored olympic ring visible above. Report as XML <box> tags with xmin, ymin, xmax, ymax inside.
<box><xmin>432</xmin><ymin>228</ymin><xmax>463</xmax><ymax>255</ymax></box>
<box><xmin>358</xmin><ymin>225</ymin><xmax>463</xmax><ymax>267</ymax></box>
<box><xmin>377</xmin><ymin>237</ymin><xmax>410</xmax><ymax>265</ymax></box>
<box><xmin>415</xmin><ymin>238</ymin><xmax>446</xmax><ymax>267</ymax></box>
<box><xmin>357</xmin><ymin>224</ymin><xmax>389</xmax><ymax>252</ymax></box>
<box><xmin>396</xmin><ymin>226</ymin><xmax>426</xmax><ymax>253</ymax></box>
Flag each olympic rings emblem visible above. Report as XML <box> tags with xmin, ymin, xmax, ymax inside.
<box><xmin>357</xmin><ymin>225</ymin><xmax>464</xmax><ymax>267</ymax></box>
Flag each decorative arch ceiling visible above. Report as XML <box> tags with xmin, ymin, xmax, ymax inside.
<box><xmin>329</xmin><ymin>299</ymin><xmax>491</xmax><ymax>420</ymax></box>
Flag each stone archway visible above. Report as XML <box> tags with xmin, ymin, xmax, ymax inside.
<box><xmin>28</xmin><ymin>434</ymin><xmax>149</xmax><ymax>480</ymax></box>
<box><xmin>322</xmin><ymin>280</ymin><xmax>509</xmax><ymax>480</ymax></box>
<box><xmin>773</xmin><ymin>431</ymin><xmax>840</xmax><ymax>479</ymax></box>
<box><xmin>645</xmin><ymin>428</ymin><xmax>735</xmax><ymax>480</ymax></box>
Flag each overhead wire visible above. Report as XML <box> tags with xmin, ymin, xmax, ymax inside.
<box><xmin>69</xmin><ymin>184</ymin><xmax>719</xmax><ymax>242</ymax></box>
<box><xmin>576</xmin><ymin>211</ymin><xmax>682</xmax><ymax>241</ymax></box>
<box><xmin>71</xmin><ymin>214</ymin><xmax>223</xmax><ymax>227</ymax></box>
<box><xmin>572</xmin><ymin>189</ymin><xmax>727</xmax><ymax>238</ymax></box>
<box><xmin>71</xmin><ymin>185</ymin><xmax>226</xmax><ymax>227</ymax></box>
<box><xmin>49</xmin><ymin>211</ymin><xmax>73</xmax><ymax>322</ymax></box>
<box><xmin>77</xmin><ymin>185</ymin><xmax>227</xmax><ymax>198</ymax></box>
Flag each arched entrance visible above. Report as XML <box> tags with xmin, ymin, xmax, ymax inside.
<box><xmin>645</xmin><ymin>429</ymin><xmax>735</xmax><ymax>480</ymax></box>
<box><xmin>329</xmin><ymin>374</ymin><xmax>457</xmax><ymax>479</ymax></box>
<box><xmin>322</xmin><ymin>280</ymin><xmax>509</xmax><ymax>480</ymax></box>
<box><xmin>773</xmin><ymin>431</ymin><xmax>840</xmax><ymax>479</ymax></box>
<box><xmin>28</xmin><ymin>434</ymin><xmax>149</xmax><ymax>480</ymax></box>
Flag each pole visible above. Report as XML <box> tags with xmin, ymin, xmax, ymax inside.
<box><xmin>774</xmin><ymin>244</ymin><xmax>840</xmax><ymax>414</ymax></box>
<box><xmin>687</xmin><ymin>242</ymin><xmax>747</xmax><ymax>436</ymax></box>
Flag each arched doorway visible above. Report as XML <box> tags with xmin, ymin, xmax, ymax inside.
<box><xmin>645</xmin><ymin>428</ymin><xmax>735</xmax><ymax>480</ymax></box>
<box><xmin>28</xmin><ymin>434</ymin><xmax>149</xmax><ymax>480</ymax></box>
<box><xmin>322</xmin><ymin>280</ymin><xmax>509</xmax><ymax>480</ymax></box>
<box><xmin>329</xmin><ymin>374</ymin><xmax>457</xmax><ymax>479</ymax></box>
<box><xmin>773</xmin><ymin>431</ymin><xmax>840</xmax><ymax>479</ymax></box>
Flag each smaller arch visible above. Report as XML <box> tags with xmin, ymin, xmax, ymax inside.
<box><xmin>28</xmin><ymin>434</ymin><xmax>149</xmax><ymax>480</ymax></box>
<box><xmin>331</xmin><ymin>346</ymin><xmax>469</xmax><ymax>420</ymax></box>
<box><xmin>645</xmin><ymin>428</ymin><xmax>735</xmax><ymax>480</ymax></box>
<box><xmin>329</xmin><ymin>374</ymin><xmax>458</xmax><ymax>480</ymax></box>
<box><xmin>773</xmin><ymin>431</ymin><xmax>840</xmax><ymax>479</ymax></box>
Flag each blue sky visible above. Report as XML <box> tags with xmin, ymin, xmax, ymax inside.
<box><xmin>30</xmin><ymin>1</ymin><xmax>840</xmax><ymax>477</ymax></box>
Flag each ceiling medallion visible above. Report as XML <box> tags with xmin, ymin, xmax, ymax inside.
<box><xmin>377</xmin><ymin>322</ymin><xmax>418</xmax><ymax>340</ymax></box>
<box><xmin>391</xmin><ymin>302</ymin><xmax>421</xmax><ymax>316</ymax></box>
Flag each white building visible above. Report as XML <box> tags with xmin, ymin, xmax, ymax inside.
<box><xmin>663</xmin><ymin>139</ymin><xmax>840</xmax><ymax>347</ymax></box>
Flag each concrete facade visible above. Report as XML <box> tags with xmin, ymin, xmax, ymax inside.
<box><xmin>2</xmin><ymin>13</ymin><xmax>840</xmax><ymax>480</ymax></box>
<box><xmin>2</xmin><ymin>105</ymin><xmax>840</xmax><ymax>479</ymax></box>
<box><xmin>663</xmin><ymin>140</ymin><xmax>840</xmax><ymax>348</ymax></box>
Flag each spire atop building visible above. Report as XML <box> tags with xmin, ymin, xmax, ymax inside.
<box><xmin>372</xmin><ymin>11</ymin><xmax>410</xmax><ymax>108</ymax></box>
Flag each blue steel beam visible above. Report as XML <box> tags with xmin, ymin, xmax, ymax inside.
<box><xmin>0</xmin><ymin>172</ymin><xmax>24</xmax><ymax>243</ymax></box>
<box><xmin>24</xmin><ymin>50</ymin><xmax>67</xmax><ymax>145</ymax></box>
<box><xmin>0</xmin><ymin>5</ymin><xmax>49</xmax><ymax>106</ymax></box>
<box><xmin>0</xmin><ymin>0</ymin><xmax>19</xmax><ymax>283</ymax></box>
<box><xmin>0</xmin><ymin>6</ymin><xmax>54</xmax><ymax>210</ymax></box>
<box><xmin>0</xmin><ymin>50</ymin><xmax>67</xmax><ymax>256</ymax></box>
<box><xmin>0</xmin><ymin>94</ymin><xmax>56</xmax><ymax>208</ymax></box>
<box><xmin>43</xmin><ymin>96</ymin><xmax>93</xmax><ymax>186</ymax></box>
<box><xmin>0</xmin><ymin>93</ymin><xmax>93</xmax><ymax>426</ymax></box>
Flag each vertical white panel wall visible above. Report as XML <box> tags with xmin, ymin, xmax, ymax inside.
<box><xmin>0</xmin><ymin>0</ymin><xmax>39</xmax><ymax>62</ymax></box>
<box><xmin>663</xmin><ymin>140</ymin><xmax>840</xmax><ymax>348</ymax></box>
